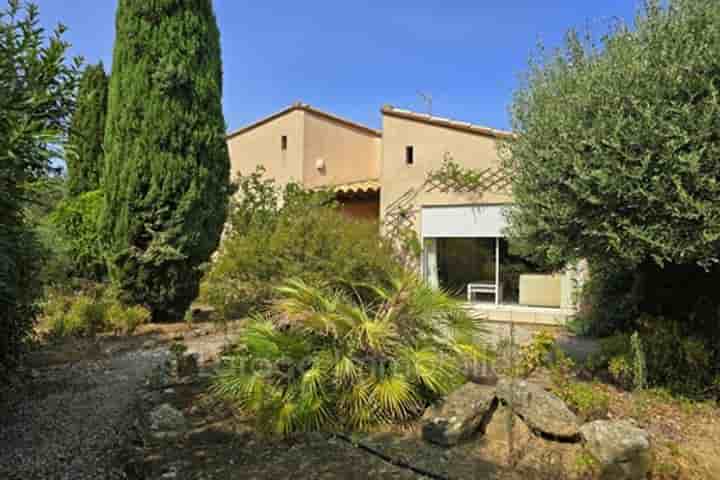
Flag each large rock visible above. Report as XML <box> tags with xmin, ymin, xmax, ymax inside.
<box><xmin>422</xmin><ymin>383</ymin><xmax>498</xmax><ymax>447</ymax></box>
<box><xmin>149</xmin><ymin>403</ymin><xmax>189</xmax><ymax>440</ymax></box>
<box><xmin>580</xmin><ymin>420</ymin><xmax>651</xmax><ymax>480</ymax></box>
<box><xmin>495</xmin><ymin>378</ymin><xmax>580</xmax><ymax>440</ymax></box>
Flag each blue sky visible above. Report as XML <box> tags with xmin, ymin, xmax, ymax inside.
<box><xmin>35</xmin><ymin>0</ymin><xmax>639</xmax><ymax>132</ymax></box>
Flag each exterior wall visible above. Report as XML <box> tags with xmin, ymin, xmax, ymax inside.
<box><xmin>302</xmin><ymin>111</ymin><xmax>381</xmax><ymax>188</ymax></box>
<box><xmin>227</xmin><ymin>109</ymin><xmax>304</xmax><ymax>187</ymax></box>
<box><xmin>380</xmin><ymin>113</ymin><xmax>513</xmax><ymax>237</ymax></box>
<box><xmin>519</xmin><ymin>274</ymin><xmax>562</xmax><ymax>307</ymax></box>
<box><xmin>338</xmin><ymin>197</ymin><xmax>380</xmax><ymax>221</ymax></box>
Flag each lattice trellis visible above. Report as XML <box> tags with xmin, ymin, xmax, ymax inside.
<box><xmin>425</xmin><ymin>166</ymin><xmax>512</xmax><ymax>195</ymax></box>
<box><xmin>383</xmin><ymin>164</ymin><xmax>511</xmax><ymax>244</ymax></box>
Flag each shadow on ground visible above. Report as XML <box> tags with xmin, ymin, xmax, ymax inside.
<box><xmin>142</xmin><ymin>370</ymin><xmax>586</xmax><ymax>480</ymax></box>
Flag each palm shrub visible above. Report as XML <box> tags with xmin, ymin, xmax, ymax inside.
<box><xmin>212</xmin><ymin>275</ymin><xmax>488</xmax><ymax>436</ymax></box>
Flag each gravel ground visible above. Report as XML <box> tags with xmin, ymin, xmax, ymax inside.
<box><xmin>482</xmin><ymin>321</ymin><xmax>599</xmax><ymax>363</ymax></box>
<box><xmin>0</xmin><ymin>348</ymin><xmax>169</xmax><ymax>480</ymax></box>
<box><xmin>0</xmin><ymin>320</ymin><xmax>597</xmax><ymax>480</ymax></box>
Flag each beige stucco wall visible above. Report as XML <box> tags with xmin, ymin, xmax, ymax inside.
<box><xmin>302</xmin><ymin>111</ymin><xmax>381</xmax><ymax>188</ymax></box>
<box><xmin>227</xmin><ymin>108</ymin><xmax>381</xmax><ymax>192</ymax></box>
<box><xmin>519</xmin><ymin>274</ymin><xmax>562</xmax><ymax>307</ymax></box>
<box><xmin>380</xmin><ymin>113</ymin><xmax>513</xmax><ymax>235</ymax></box>
<box><xmin>227</xmin><ymin>109</ymin><xmax>304</xmax><ymax>186</ymax></box>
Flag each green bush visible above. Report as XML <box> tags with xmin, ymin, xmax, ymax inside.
<box><xmin>49</xmin><ymin>190</ymin><xmax>105</xmax><ymax>280</ymax></box>
<box><xmin>203</xmin><ymin>170</ymin><xmax>400</xmax><ymax>320</ymax></box>
<box><xmin>42</xmin><ymin>287</ymin><xmax>150</xmax><ymax>338</ymax></box>
<box><xmin>573</xmin><ymin>266</ymin><xmax>639</xmax><ymax>336</ymax></box>
<box><xmin>588</xmin><ymin>317</ymin><xmax>718</xmax><ymax>398</ymax></box>
<box><xmin>212</xmin><ymin>275</ymin><xmax>488</xmax><ymax>436</ymax></box>
<box><xmin>107</xmin><ymin>303</ymin><xmax>150</xmax><ymax>335</ymax></box>
<box><xmin>45</xmin><ymin>294</ymin><xmax>107</xmax><ymax>338</ymax></box>
<box><xmin>512</xmin><ymin>329</ymin><xmax>558</xmax><ymax>377</ymax></box>
<box><xmin>42</xmin><ymin>290</ymin><xmax>74</xmax><ymax>338</ymax></box>
<box><xmin>1</xmin><ymin>0</ymin><xmax>78</xmax><ymax>372</ymax></box>
<box><xmin>554</xmin><ymin>381</ymin><xmax>609</xmax><ymax>422</ymax></box>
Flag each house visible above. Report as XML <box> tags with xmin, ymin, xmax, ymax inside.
<box><xmin>226</xmin><ymin>102</ymin><xmax>580</xmax><ymax>325</ymax></box>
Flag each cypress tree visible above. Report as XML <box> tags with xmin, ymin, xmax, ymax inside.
<box><xmin>66</xmin><ymin>62</ymin><xmax>108</xmax><ymax>196</ymax></box>
<box><xmin>102</xmin><ymin>0</ymin><xmax>230</xmax><ymax>320</ymax></box>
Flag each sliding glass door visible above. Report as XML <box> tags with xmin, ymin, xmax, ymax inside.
<box><xmin>423</xmin><ymin>236</ymin><xmax>563</xmax><ymax>307</ymax></box>
<box><xmin>420</xmin><ymin>205</ymin><xmax>567</xmax><ymax>308</ymax></box>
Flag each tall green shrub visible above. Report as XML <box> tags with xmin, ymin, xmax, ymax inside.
<box><xmin>66</xmin><ymin>62</ymin><xmax>108</xmax><ymax>196</ymax></box>
<box><xmin>102</xmin><ymin>0</ymin><xmax>230</xmax><ymax>320</ymax></box>
<box><xmin>503</xmin><ymin>0</ymin><xmax>720</xmax><ymax>272</ymax></box>
<box><xmin>502</xmin><ymin>1</ymin><xmax>720</xmax><ymax>384</ymax></box>
<box><xmin>50</xmin><ymin>190</ymin><xmax>105</xmax><ymax>280</ymax></box>
<box><xmin>0</xmin><ymin>1</ymin><xmax>78</xmax><ymax>370</ymax></box>
<box><xmin>203</xmin><ymin>170</ymin><xmax>399</xmax><ymax>320</ymax></box>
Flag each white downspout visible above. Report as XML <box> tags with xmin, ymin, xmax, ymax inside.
<box><xmin>495</xmin><ymin>237</ymin><xmax>500</xmax><ymax>305</ymax></box>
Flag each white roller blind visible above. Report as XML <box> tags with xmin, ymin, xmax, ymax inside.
<box><xmin>421</xmin><ymin>204</ymin><xmax>509</xmax><ymax>238</ymax></box>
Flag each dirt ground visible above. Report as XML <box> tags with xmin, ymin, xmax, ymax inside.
<box><xmin>2</xmin><ymin>320</ymin><xmax>719</xmax><ymax>479</ymax></box>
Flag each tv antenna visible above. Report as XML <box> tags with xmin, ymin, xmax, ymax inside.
<box><xmin>418</xmin><ymin>91</ymin><xmax>433</xmax><ymax>115</ymax></box>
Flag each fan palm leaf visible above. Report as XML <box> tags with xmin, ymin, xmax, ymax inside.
<box><xmin>402</xmin><ymin>346</ymin><xmax>465</xmax><ymax>395</ymax></box>
<box><xmin>213</xmin><ymin>272</ymin><xmax>490</xmax><ymax>436</ymax></box>
<box><xmin>370</xmin><ymin>372</ymin><xmax>421</xmax><ymax>422</ymax></box>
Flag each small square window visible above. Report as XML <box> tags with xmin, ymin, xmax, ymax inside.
<box><xmin>405</xmin><ymin>145</ymin><xmax>414</xmax><ymax>165</ymax></box>
<box><xmin>281</xmin><ymin>135</ymin><xmax>288</xmax><ymax>151</ymax></box>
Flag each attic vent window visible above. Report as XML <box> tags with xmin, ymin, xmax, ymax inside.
<box><xmin>405</xmin><ymin>145</ymin><xmax>414</xmax><ymax>165</ymax></box>
<box><xmin>281</xmin><ymin>135</ymin><xmax>288</xmax><ymax>151</ymax></box>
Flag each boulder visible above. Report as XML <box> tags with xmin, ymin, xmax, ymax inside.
<box><xmin>580</xmin><ymin>420</ymin><xmax>651</xmax><ymax>480</ymax></box>
<box><xmin>146</xmin><ymin>360</ymin><xmax>173</xmax><ymax>389</ymax></box>
<box><xmin>149</xmin><ymin>403</ymin><xmax>189</xmax><ymax>440</ymax></box>
<box><xmin>495</xmin><ymin>378</ymin><xmax>580</xmax><ymax>440</ymax></box>
<box><xmin>422</xmin><ymin>383</ymin><xmax>498</xmax><ymax>447</ymax></box>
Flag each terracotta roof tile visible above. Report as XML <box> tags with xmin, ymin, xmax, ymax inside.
<box><xmin>331</xmin><ymin>179</ymin><xmax>380</xmax><ymax>194</ymax></box>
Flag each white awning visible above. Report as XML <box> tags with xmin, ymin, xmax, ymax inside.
<box><xmin>421</xmin><ymin>204</ymin><xmax>509</xmax><ymax>238</ymax></box>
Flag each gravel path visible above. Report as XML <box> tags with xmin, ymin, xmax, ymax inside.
<box><xmin>0</xmin><ymin>349</ymin><xmax>169</xmax><ymax>480</ymax></box>
<box><xmin>0</xmin><ymin>321</ymin><xmax>597</xmax><ymax>480</ymax></box>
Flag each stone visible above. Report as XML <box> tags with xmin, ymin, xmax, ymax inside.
<box><xmin>464</xmin><ymin>361</ymin><xmax>499</xmax><ymax>386</ymax></box>
<box><xmin>149</xmin><ymin>403</ymin><xmax>189</xmax><ymax>440</ymax></box>
<box><xmin>580</xmin><ymin>420</ymin><xmax>651</xmax><ymax>480</ymax></box>
<box><xmin>496</xmin><ymin>378</ymin><xmax>580</xmax><ymax>440</ymax></box>
<box><xmin>422</xmin><ymin>383</ymin><xmax>498</xmax><ymax>447</ymax></box>
<box><xmin>147</xmin><ymin>361</ymin><xmax>173</xmax><ymax>389</ymax></box>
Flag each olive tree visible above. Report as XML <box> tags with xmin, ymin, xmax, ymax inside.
<box><xmin>504</xmin><ymin>0</ymin><xmax>720</xmax><ymax>271</ymax></box>
<box><xmin>503</xmin><ymin>0</ymin><xmax>720</xmax><ymax>330</ymax></box>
